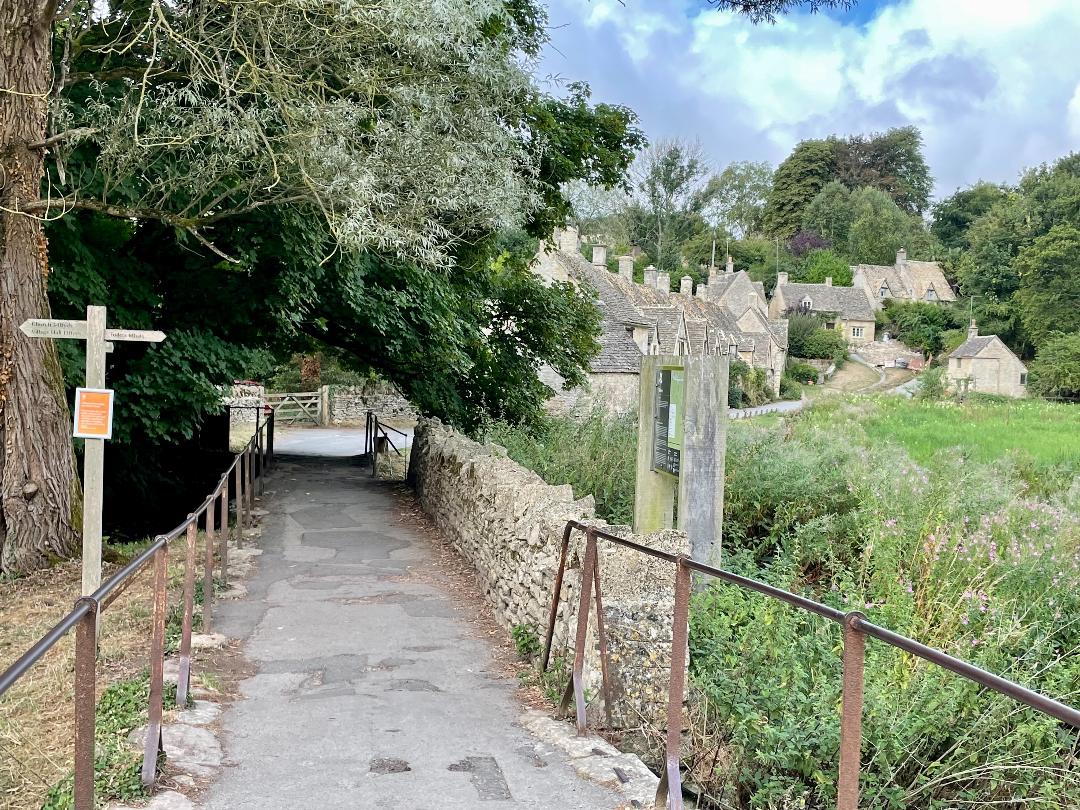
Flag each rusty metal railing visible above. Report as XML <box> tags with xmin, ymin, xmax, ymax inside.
<box><xmin>0</xmin><ymin>412</ymin><xmax>274</xmax><ymax>810</ymax></box>
<box><xmin>542</xmin><ymin>520</ymin><xmax>1080</xmax><ymax>810</ymax></box>
<box><xmin>365</xmin><ymin>409</ymin><xmax>408</xmax><ymax>479</ymax></box>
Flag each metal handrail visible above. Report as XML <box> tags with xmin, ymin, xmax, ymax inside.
<box><xmin>544</xmin><ymin>520</ymin><xmax>1080</xmax><ymax>810</ymax></box>
<box><xmin>0</xmin><ymin>412</ymin><xmax>275</xmax><ymax>810</ymax></box>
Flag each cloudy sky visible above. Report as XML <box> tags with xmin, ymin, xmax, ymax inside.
<box><xmin>536</xmin><ymin>0</ymin><xmax>1080</xmax><ymax>200</ymax></box>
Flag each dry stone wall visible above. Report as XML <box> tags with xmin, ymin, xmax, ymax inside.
<box><xmin>410</xmin><ymin>418</ymin><xmax>686</xmax><ymax>734</ymax></box>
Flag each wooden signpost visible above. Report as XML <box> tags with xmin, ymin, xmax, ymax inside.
<box><xmin>20</xmin><ymin>306</ymin><xmax>166</xmax><ymax>597</ymax></box>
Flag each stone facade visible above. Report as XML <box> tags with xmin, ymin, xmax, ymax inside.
<box><xmin>224</xmin><ymin>383</ymin><xmax>266</xmax><ymax>424</ymax></box>
<box><xmin>410</xmin><ymin>418</ymin><xmax>685</xmax><ymax>733</ymax></box>
<box><xmin>769</xmin><ymin>273</ymin><xmax>877</xmax><ymax>345</ymax></box>
<box><xmin>947</xmin><ymin>322</ymin><xmax>1028</xmax><ymax>398</ymax></box>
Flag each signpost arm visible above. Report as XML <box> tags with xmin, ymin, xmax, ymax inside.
<box><xmin>81</xmin><ymin>306</ymin><xmax>107</xmax><ymax>598</ymax></box>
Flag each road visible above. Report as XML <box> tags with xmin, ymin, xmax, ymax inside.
<box><xmin>273</xmin><ymin>426</ymin><xmax>413</xmax><ymax>458</ymax></box>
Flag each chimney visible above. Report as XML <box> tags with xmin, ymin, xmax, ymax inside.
<box><xmin>657</xmin><ymin>271</ymin><xmax>671</xmax><ymax>293</ymax></box>
<box><xmin>776</xmin><ymin>271</ymin><xmax>789</xmax><ymax>286</ymax></box>
<box><xmin>897</xmin><ymin>247</ymin><xmax>907</xmax><ymax>266</ymax></box>
<box><xmin>618</xmin><ymin>255</ymin><xmax>634</xmax><ymax>282</ymax></box>
<box><xmin>825</xmin><ymin>276</ymin><xmax>833</xmax><ymax>286</ymax></box>
<box><xmin>708</xmin><ymin>264</ymin><xmax>718</xmax><ymax>283</ymax></box>
<box><xmin>968</xmin><ymin>319</ymin><xmax>978</xmax><ymax>339</ymax></box>
<box><xmin>555</xmin><ymin>225</ymin><xmax>579</xmax><ymax>254</ymax></box>
<box><xmin>644</xmin><ymin>266</ymin><xmax>658</xmax><ymax>289</ymax></box>
<box><xmin>680</xmin><ymin>275</ymin><xmax>693</xmax><ymax>295</ymax></box>
<box><xmin>591</xmin><ymin>245</ymin><xmax>607</xmax><ymax>268</ymax></box>
<box><xmin>725</xmin><ymin>255</ymin><xmax>734</xmax><ymax>274</ymax></box>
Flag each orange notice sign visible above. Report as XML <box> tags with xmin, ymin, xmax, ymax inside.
<box><xmin>73</xmin><ymin>388</ymin><xmax>114</xmax><ymax>440</ymax></box>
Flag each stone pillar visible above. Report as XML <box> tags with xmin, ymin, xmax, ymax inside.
<box><xmin>644</xmin><ymin>266</ymin><xmax>658</xmax><ymax>289</ymax></box>
<box><xmin>657</xmin><ymin>272</ymin><xmax>671</xmax><ymax>293</ymax></box>
<box><xmin>677</xmin><ymin>354</ymin><xmax>729</xmax><ymax>567</ymax></box>
<box><xmin>592</xmin><ymin>245</ymin><xmax>608</xmax><ymax>267</ymax></box>
<box><xmin>618</xmin><ymin>255</ymin><xmax>634</xmax><ymax>282</ymax></box>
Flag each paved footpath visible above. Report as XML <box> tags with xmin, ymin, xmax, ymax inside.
<box><xmin>202</xmin><ymin>455</ymin><xmax>622</xmax><ymax>809</ymax></box>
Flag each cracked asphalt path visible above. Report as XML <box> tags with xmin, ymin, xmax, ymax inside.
<box><xmin>201</xmin><ymin>455</ymin><xmax>621</xmax><ymax>809</ymax></box>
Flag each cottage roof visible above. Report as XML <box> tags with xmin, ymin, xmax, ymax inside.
<box><xmin>949</xmin><ymin>335</ymin><xmax>1001</xmax><ymax>359</ymax></box>
<box><xmin>592</xmin><ymin>321</ymin><xmax>643</xmax><ymax>373</ymax></box>
<box><xmin>853</xmin><ymin>258</ymin><xmax>956</xmax><ymax>303</ymax></box>
<box><xmin>640</xmin><ymin>306</ymin><xmax>684</xmax><ymax>354</ymax></box>
<box><xmin>776</xmin><ymin>282</ymin><xmax>876</xmax><ymax>321</ymax></box>
<box><xmin>906</xmin><ymin>260</ymin><xmax>957</xmax><ymax>301</ymax></box>
<box><xmin>567</xmin><ymin>257</ymin><xmax>651</xmax><ymax>326</ymax></box>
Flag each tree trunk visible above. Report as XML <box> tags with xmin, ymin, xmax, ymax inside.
<box><xmin>0</xmin><ymin>1</ymin><xmax>82</xmax><ymax>574</ymax></box>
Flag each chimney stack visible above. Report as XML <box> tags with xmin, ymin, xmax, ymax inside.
<box><xmin>555</xmin><ymin>225</ymin><xmax>579</xmax><ymax>254</ymax></box>
<box><xmin>618</xmin><ymin>255</ymin><xmax>634</xmax><ymax>282</ymax></box>
<box><xmin>591</xmin><ymin>245</ymin><xmax>607</xmax><ymax>268</ymax></box>
<box><xmin>897</xmin><ymin>247</ymin><xmax>907</xmax><ymax>266</ymax></box>
<box><xmin>644</xmin><ymin>266</ymin><xmax>658</xmax><ymax>289</ymax></box>
<box><xmin>680</xmin><ymin>275</ymin><xmax>693</xmax><ymax>295</ymax></box>
<box><xmin>968</xmin><ymin>319</ymin><xmax>978</xmax><ymax>339</ymax></box>
<box><xmin>726</xmin><ymin>255</ymin><xmax>734</xmax><ymax>274</ymax></box>
<box><xmin>825</xmin><ymin>276</ymin><xmax>833</xmax><ymax>286</ymax></box>
<box><xmin>708</xmin><ymin>264</ymin><xmax>719</xmax><ymax>283</ymax></box>
<box><xmin>776</xmin><ymin>271</ymin><xmax>789</xmax><ymax>286</ymax></box>
<box><xmin>657</xmin><ymin>271</ymin><xmax>671</xmax><ymax>293</ymax></box>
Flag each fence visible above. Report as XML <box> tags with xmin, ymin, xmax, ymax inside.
<box><xmin>0</xmin><ymin>413</ymin><xmax>274</xmax><ymax>810</ymax></box>
<box><xmin>263</xmin><ymin>390</ymin><xmax>323</xmax><ymax>425</ymax></box>
<box><xmin>364</xmin><ymin>410</ymin><xmax>408</xmax><ymax>479</ymax></box>
<box><xmin>543</xmin><ymin>520</ymin><xmax>1080</xmax><ymax>810</ymax></box>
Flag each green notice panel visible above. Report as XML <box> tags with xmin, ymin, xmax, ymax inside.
<box><xmin>653</xmin><ymin>367</ymin><xmax>684</xmax><ymax>475</ymax></box>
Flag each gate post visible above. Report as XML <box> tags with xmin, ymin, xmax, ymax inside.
<box><xmin>319</xmin><ymin>385</ymin><xmax>330</xmax><ymax>426</ymax></box>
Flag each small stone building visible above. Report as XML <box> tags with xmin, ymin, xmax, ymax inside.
<box><xmin>768</xmin><ymin>272</ymin><xmax>876</xmax><ymax>345</ymax></box>
<box><xmin>947</xmin><ymin>321</ymin><xmax>1028</xmax><ymax>398</ymax></box>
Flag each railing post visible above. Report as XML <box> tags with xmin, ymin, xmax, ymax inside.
<box><xmin>73</xmin><ymin>597</ymin><xmax>98</xmax><ymax>810</ymax></box>
<box><xmin>541</xmin><ymin>523</ymin><xmax>574</xmax><ymax>673</ymax></box>
<box><xmin>247</xmin><ymin>444</ymin><xmax>255</xmax><ymax>516</ymax></box>
<box><xmin>592</xmin><ymin>549</ymin><xmax>614</xmax><ymax>729</ymax></box>
<box><xmin>235</xmin><ymin>455</ymin><xmax>245</xmax><ymax>534</ymax></box>
<box><xmin>177</xmin><ymin>520</ymin><xmax>196</xmax><ymax>706</ymax></box>
<box><xmin>218</xmin><ymin>487</ymin><xmax>229</xmax><ymax>588</ymax></box>
<box><xmin>559</xmin><ymin>528</ymin><xmax>597</xmax><ymax>736</ymax></box>
<box><xmin>142</xmin><ymin>542</ymin><xmax>168</xmax><ymax>787</ymax></box>
<box><xmin>838</xmin><ymin>612</ymin><xmax>867</xmax><ymax>810</ymax></box>
<box><xmin>266</xmin><ymin>410</ymin><xmax>274</xmax><ymax>468</ymax></box>
<box><xmin>656</xmin><ymin>557</ymin><xmax>691</xmax><ymax>810</ymax></box>
<box><xmin>255</xmin><ymin>409</ymin><xmax>263</xmax><ymax>496</ymax></box>
<box><xmin>204</xmin><ymin>501</ymin><xmax>215</xmax><ymax>634</ymax></box>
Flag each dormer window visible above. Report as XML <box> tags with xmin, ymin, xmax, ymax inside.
<box><xmin>926</xmin><ymin>288</ymin><xmax>938</xmax><ymax>301</ymax></box>
<box><xmin>799</xmin><ymin>297</ymin><xmax>813</xmax><ymax>313</ymax></box>
<box><xmin>879</xmin><ymin>285</ymin><xmax>889</xmax><ymax>299</ymax></box>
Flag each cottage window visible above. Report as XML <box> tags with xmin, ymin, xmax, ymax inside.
<box><xmin>1020</xmin><ymin>372</ymin><xmax>1028</xmax><ymax>385</ymax></box>
<box><xmin>852</xmin><ymin>326</ymin><xmax>865</xmax><ymax>338</ymax></box>
<box><xmin>926</xmin><ymin>288</ymin><xmax>938</xmax><ymax>301</ymax></box>
<box><xmin>879</xmin><ymin>286</ymin><xmax>889</xmax><ymax>299</ymax></box>
<box><xmin>825</xmin><ymin>321</ymin><xmax>836</xmax><ymax>330</ymax></box>
<box><xmin>799</xmin><ymin>297</ymin><xmax>813</xmax><ymax>313</ymax></box>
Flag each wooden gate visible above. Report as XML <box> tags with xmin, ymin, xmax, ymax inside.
<box><xmin>264</xmin><ymin>390</ymin><xmax>324</xmax><ymax>425</ymax></box>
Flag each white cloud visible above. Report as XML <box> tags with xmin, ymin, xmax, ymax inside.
<box><xmin>539</xmin><ymin>0</ymin><xmax>1080</xmax><ymax>197</ymax></box>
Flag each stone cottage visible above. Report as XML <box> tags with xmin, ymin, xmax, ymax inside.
<box><xmin>852</xmin><ymin>248</ymin><xmax>956</xmax><ymax>308</ymax></box>
<box><xmin>947</xmin><ymin>321</ymin><xmax>1028</xmax><ymax>398</ymax></box>
<box><xmin>768</xmin><ymin>272</ymin><xmax>877</xmax><ymax>345</ymax></box>
<box><xmin>533</xmin><ymin>228</ymin><xmax>789</xmax><ymax>412</ymax></box>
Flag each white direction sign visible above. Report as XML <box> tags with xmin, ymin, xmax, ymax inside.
<box><xmin>20</xmin><ymin>307</ymin><xmax>167</xmax><ymax>603</ymax></box>
<box><xmin>20</xmin><ymin>319</ymin><xmax>88</xmax><ymax>340</ymax></box>
<box><xmin>104</xmin><ymin>328</ymin><xmax>166</xmax><ymax>343</ymax></box>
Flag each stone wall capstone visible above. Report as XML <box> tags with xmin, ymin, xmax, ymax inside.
<box><xmin>410</xmin><ymin>418</ymin><xmax>686</xmax><ymax>735</ymax></box>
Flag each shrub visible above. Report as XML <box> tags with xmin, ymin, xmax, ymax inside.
<box><xmin>1029</xmin><ymin>332</ymin><xmax>1080</xmax><ymax>398</ymax></box>
<box><xmin>798</xmin><ymin>248</ymin><xmax>853</xmax><ymax>286</ymax></box>
<box><xmin>916</xmin><ymin>366</ymin><xmax>947</xmax><ymax>400</ymax></box>
<box><xmin>802</xmin><ymin>327</ymin><xmax>848</xmax><ymax>364</ymax></box>
<box><xmin>786</xmin><ymin>312</ymin><xmax>823</xmax><ymax>357</ymax></box>
<box><xmin>779</xmin><ymin>374</ymin><xmax>803</xmax><ymax>400</ymax></box>
<box><xmin>729</xmin><ymin>360</ymin><xmax>771</xmax><ymax>409</ymax></box>
<box><xmin>786</xmin><ymin>360</ymin><xmax>820</xmax><ymax>384</ymax></box>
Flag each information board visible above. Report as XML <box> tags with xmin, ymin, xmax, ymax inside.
<box><xmin>73</xmin><ymin>388</ymin><xmax>115</xmax><ymax>440</ymax></box>
<box><xmin>653</xmin><ymin>367</ymin><xmax>684</xmax><ymax>475</ymax></box>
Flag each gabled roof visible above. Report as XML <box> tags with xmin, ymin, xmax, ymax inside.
<box><xmin>775</xmin><ymin>282</ymin><xmax>876</xmax><ymax>321</ymax></box>
<box><xmin>640</xmin><ymin>306</ymin><xmax>684</xmax><ymax>354</ymax></box>
<box><xmin>906</xmin><ymin>260</ymin><xmax>957</xmax><ymax>301</ymax></box>
<box><xmin>949</xmin><ymin>335</ymin><xmax>998</xmax><ymax>358</ymax></box>
<box><xmin>568</xmin><ymin>258</ymin><xmax>651</xmax><ymax>327</ymax></box>
<box><xmin>852</xmin><ymin>258</ymin><xmax>956</xmax><ymax>303</ymax></box>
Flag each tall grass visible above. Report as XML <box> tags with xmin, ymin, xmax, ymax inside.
<box><xmin>486</xmin><ymin>408</ymin><xmax>637</xmax><ymax>524</ymax></box>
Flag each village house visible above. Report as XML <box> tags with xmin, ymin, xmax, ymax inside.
<box><xmin>768</xmin><ymin>272</ymin><xmax>877</xmax><ymax>345</ymax></box>
<box><xmin>852</xmin><ymin>248</ymin><xmax>956</xmax><ymax>308</ymax></box>
<box><xmin>946</xmin><ymin>321</ymin><xmax>1028</xmax><ymax>398</ymax></box>
<box><xmin>532</xmin><ymin>228</ymin><xmax>789</xmax><ymax>412</ymax></box>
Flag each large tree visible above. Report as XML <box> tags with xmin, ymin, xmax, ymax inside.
<box><xmin>702</xmin><ymin>160</ymin><xmax>773</xmax><ymax>239</ymax></box>
<box><xmin>0</xmin><ymin>0</ymin><xmax>617</xmax><ymax>573</ymax></box>
<box><xmin>762</xmin><ymin>138</ymin><xmax>836</xmax><ymax>238</ymax></box>
<box><xmin>931</xmin><ymin>181</ymin><xmax>1009</xmax><ymax>250</ymax></box>
<box><xmin>633</xmin><ymin>139</ymin><xmax>713</xmax><ymax>273</ymax></box>
<box><xmin>832</xmin><ymin>126</ymin><xmax>933</xmax><ymax>215</ymax></box>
